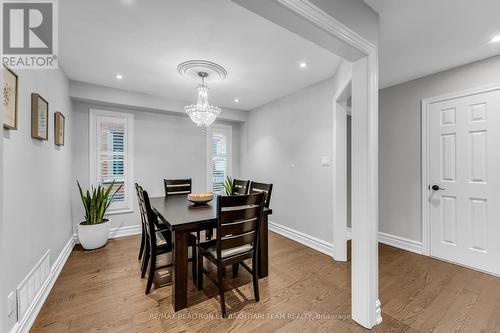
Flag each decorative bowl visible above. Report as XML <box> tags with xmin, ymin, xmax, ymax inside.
<box><xmin>188</xmin><ymin>192</ymin><xmax>214</xmax><ymax>205</ymax></box>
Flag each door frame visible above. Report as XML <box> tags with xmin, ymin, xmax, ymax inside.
<box><xmin>333</xmin><ymin>80</ymin><xmax>352</xmax><ymax>262</ymax></box>
<box><xmin>232</xmin><ymin>0</ymin><xmax>381</xmax><ymax>328</ymax></box>
<box><xmin>421</xmin><ymin>82</ymin><xmax>500</xmax><ymax>256</ymax></box>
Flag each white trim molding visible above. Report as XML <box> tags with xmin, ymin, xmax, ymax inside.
<box><xmin>378</xmin><ymin>232</ymin><xmax>423</xmax><ymax>255</ymax></box>
<box><xmin>271</xmin><ymin>223</ymin><xmax>422</xmax><ymax>258</ymax></box>
<box><xmin>10</xmin><ymin>237</ymin><xmax>74</xmax><ymax>333</ymax></box>
<box><xmin>421</xmin><ymin>83</ymin><xmax>500</xmax><ymax>256</ymax></box>
<box><xmin>269</xmin><ymin>221</ymin><xmax>334</xmax><ymax>257</ymax></box>
<box><xmin>109</xmin><ymin>225</ymin><xmax>142</xmax><ymax>239</ymax></box>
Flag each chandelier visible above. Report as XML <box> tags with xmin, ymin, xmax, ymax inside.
<box><xmin>184</xmin><ymin>72</ymin><xmax>221</xmax><ymax>128</ymax></box>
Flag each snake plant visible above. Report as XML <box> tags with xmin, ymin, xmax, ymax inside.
<box><xmin>223</xmin><ymin>176</ymin><xmax>233</xmax><ymax>196</ymax></box>
<box><xmin>77</xmin><ymin>180</ymin><xmax>122</xmax><ymax>225</ymax></box>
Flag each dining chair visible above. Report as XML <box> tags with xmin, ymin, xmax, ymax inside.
<box><xmin>231</xmin><ymin>179</ymin><xmax>250</xmax><ymax>195</ymax></box>
<box><xmin>164</xmin><ymin>178</ymin><xmax>192</xmax><ymax>196</ymax></box>
<box><xmin>249</xmin><ymin>181</ymin><xmax>273</xmax><ymax>208</ymax></box>
<box><xmin>197</xmin><ymin>192</ymin><xmax>265</xmax><ymax>317</ymax></box>
<box><xmin>135</xmin><ymin>183</ymin><xmax>169</xmax><ymax>263</ymax></box>
<box><xmin>135</xmin><ymin>183</ymin><xmax>147</xmax><ymax>261</ymax></box>
<box><xmin>165</xmin><ymin>178</ymin><xmax>212</xmax><ymax>241</ymax></box>
<box><xmin>137</xmin><ymin>186</ymin><xmax>198</xmax><ymax>294</ymax></box>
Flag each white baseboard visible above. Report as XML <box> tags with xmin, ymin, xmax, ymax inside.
<box><xmin>271</xmin><ymin>223</ymin><xmax>422</xmax><ymax>257</ymax></box>
<box><xmin>378</xmin><ymin>232</ymin><xmax>422</xmax><ymax>254</ymax></box>
<box><xmin>73</xmin><ymin>224</ymin><xmax>142</xmax><ymax>243</ymax></box>
<box><xmin>109</xmin><ymin>225</ymin><xmax>142</xmax><ymax>239</ymax></box>
<box><xmin>268</xmin><ymin>221</ymin><xmax>334</xmax><ymax>257</ymax></box>
<box><xmin>346</xmin><ymin>227</ymin><xmax>422</xmax><ymax>254</ymax></box>
<box><xmin>10</xmin><ymin>236</ymin><xmax>74</xmax><ymax>333</ymax></box>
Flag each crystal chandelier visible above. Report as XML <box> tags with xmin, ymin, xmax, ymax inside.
<box><xmin>184</xmin><ymin>72</ymin><xmax>221</xmax><ymax>128</ymax></box>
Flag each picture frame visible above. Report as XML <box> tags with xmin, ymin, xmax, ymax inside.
<box><xmin>54</xmin><ymin>111</ymin><xmax>65</xmax><ymax>146</ymax></box>
<box><xmin>31</xmin><ymin>93</ymin><xmax>49</xmax><ymax>140</ymax></box>
<box><xmin>3</xmin><ymin>65</ymin><xmax>19</xmax><ymax>129</ymax></box>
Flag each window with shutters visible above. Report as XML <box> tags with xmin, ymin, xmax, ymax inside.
<box><xmin>207</xmin><ymin>124</ymin><xmax>232</xmax><ymax>193</ymax></box>
<box><xmin>89</xmin><ymin>109</ymin><xmax>134</xmax><ymax>213</ymax></box>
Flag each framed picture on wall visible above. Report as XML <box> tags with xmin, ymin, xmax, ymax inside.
<box><xmin>54</xmin><ymin>112</ymin><xmax>65</xmax><ymax>146</ymax></box>
<box><xmin>31</xmin><ymin>93</ymin><xmax>49</xmax><ymax>140</ymax></box>
<box><xmin>3</xmin><ymin>65</ymin><xmax>19</xmax><ymax>130</ymax></box>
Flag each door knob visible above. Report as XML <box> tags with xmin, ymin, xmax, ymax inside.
<box><xmin>431</xmin><ymin>184</ymin><xmax>445</xmax><ymax>191</ymax></box>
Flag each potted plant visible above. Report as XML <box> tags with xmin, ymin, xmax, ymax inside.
<box><xmin>223</xmin><ymin>176</ymin><xmax>233</xmax><ymax>196</ymax></box>
<box><xmin>77</xmin><ymin>180</ymin><xmax>122</xmax><ymax>250</ymax></box>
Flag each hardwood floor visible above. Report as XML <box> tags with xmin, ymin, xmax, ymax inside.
<box><xmin>32</xmin><ymin>232</ymin><xmax>500</xmax><ymax>332</ymax></box>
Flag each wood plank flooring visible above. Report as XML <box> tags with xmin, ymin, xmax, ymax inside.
<box><xmin>31</xmin><ymin>232</ymin><xmax>500</xmax><ymax>332</ymax></box>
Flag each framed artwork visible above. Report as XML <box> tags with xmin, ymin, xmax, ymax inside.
<box><xmin>54</xmin><ymin>112</ymin><xmax>65</xmax><ymax>146</ymax></box>
<box><xmin>31</xmin><ymin>93</ymin><xmax>49</xmax><ymax>140</ymax></box>
<box><xmin>3</xmin><ymin>65</ymin><xmax>19</xmax><ymax>129</ymax></box>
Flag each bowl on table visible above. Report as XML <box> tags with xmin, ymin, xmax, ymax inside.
<box><xmin>187</xmin><ymin>192</ymin><xmax>214</xmax><ymax>205</ymax></box>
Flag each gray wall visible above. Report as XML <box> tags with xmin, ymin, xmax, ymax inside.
<box><xmin>71</xmin><ymin>102</ymin><xmax>242</xmax><ymax>231</ymax></box>
<box><xmin>2</xmin><ymin>68</ymin><xmax>73</xmax><ymax>332</ymax></box>
<box><xmin>379</xmin><ymin>55</ymin><xmax>500</xmax><ymax>242</ymax></box>
<box><xmin>240</xmin><ymin>77</ymin><xmax>336</xmax><ymax>243</ymax></box>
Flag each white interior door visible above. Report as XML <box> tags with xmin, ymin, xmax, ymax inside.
<box><xmin>428</xmin><ymin>88</ymin><xmax>500</xmax><ymax>275</ymax></box>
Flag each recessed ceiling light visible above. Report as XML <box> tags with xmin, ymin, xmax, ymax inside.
<box><xmin>300</xmin><ymin>62</ymin><xmax>307</xmax><ymax>68</ymax></box>
<box><xmin>234</xmin><ymin>98</ymin><xmax>239</xmax><ymax>103</ymax></box>
<box><xmin>115</xmin><ymin>74</ymin><xmax>123</xmax><ymax>79</ymax></box>
<box><xmin>490</xmin><ymin>35</ymin><xmax>500</xmax><ymax>43</ymax></box>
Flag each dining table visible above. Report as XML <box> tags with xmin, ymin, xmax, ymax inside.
<box><xmin>150</xmin><ymin>194</ymin><xmax>272</xmax><ymax>312</ymax></box>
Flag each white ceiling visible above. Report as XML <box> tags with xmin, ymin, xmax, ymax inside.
<box><xmin>365</xmin><ymin>0</ymin><xmax>500</xmax><ymax>88</ymax></box>
<box><xmin>60</xmin><ymin>0</ymin><xmax>342</xmax><ymax>111</ymax></box>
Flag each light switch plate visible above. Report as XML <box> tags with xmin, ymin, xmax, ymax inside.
<box><xmin>7</xmin><ymin>291</ymin><xmax>15</xmax><ymax>317</ymax></box>
<box><xmin>321</xmin><ymin>156</ymin><xmax>330</xmax><ymax>166</ymax></box>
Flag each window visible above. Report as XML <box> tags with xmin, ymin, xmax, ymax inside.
<box><xmin>207</xmin><ymin>124</ymin><xmax>232</xmax><ymax>193</ymax></box>
<box><xmin>90</xmin><ymin>109</ymin><xmax>134</xmax><ymax>213</ymax></box>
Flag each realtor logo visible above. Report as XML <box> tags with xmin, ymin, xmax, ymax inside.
<box><xmin>2</xmin><ymin>0</ymin><xmax>58</xmax><ymax>69</ymax></box>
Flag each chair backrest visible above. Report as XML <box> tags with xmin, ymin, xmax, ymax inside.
<box><xmin>135</xmin><ymin>183</ymin><xmax>147</xmax><ymax>227</ymax></box>
<box><xmin>164</xmin><ymin>178</ymin><xmax>192</xmax><ymax>196</ymax></box>
<box><xmin>137</xmin><ymin>185</ymin><xmax>171</xmax><ymax>248</ymax></box>
<box><xmin>231</xmin><ymin>179</ymin><xmax>250</xmax><ymax>195</ymax></box>
<box><xmin>249</xmin><ymin>181</ymin><xmax>273</xmax><ymax>208</ymax></box>
<box><xmin>215</xmin><ymin>193</ymin><xmax>265</xmax><ymax>260</ymax></box>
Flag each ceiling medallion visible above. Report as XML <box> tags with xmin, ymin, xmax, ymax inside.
<box><xmin>179</xmin><ymin>60</ymin><xmax>227</xmax><ymax>128</ymax></box>
<box><xmin>177</xmin><ymin>60</ymin><xmax>227</xmax><ymax>83</ymax></box>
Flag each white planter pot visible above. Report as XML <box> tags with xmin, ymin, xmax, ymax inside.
<box><xmin>78</xmin><ymin>219</ymin><xmax>110</xmax><ymax>250</ymax></box>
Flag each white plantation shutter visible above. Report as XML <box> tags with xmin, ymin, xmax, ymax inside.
<box><xmin>212</xmin><ymin>132</ymin><xmax>227</xmax><ymax>192</ymax></box>
<box><xmin>207</xmin><ymin>125</ymin><xmax>232</xmax><ymax>193</ymax></box>
<box><xmin>90</xmin><ymin>110</ymin><xmax>134</xmax><ymax>212</ymax></box>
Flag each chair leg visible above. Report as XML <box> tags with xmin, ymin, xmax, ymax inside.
<box><xmin>232</xmin><ymin>263</ymin><xmax>239</xmax><ymax>278</ymax></box>
<box><xmin>191</xmin><ymin>244</ymin><xmax>197</xmax><ymax>281</ymax></box>
<box><xmin>218</xmin><ymin>263</ymin><xmax>227</xmax><ymax>318</ymax></box>
<box><xmin>197</xmin><ymin>251</ymin><xmax>203</xmax><ymax>291</ymax></box>
<box><xmin>206</xmin><ymin>228</ymin><xmax>213</xmax><ymax>240</ymax></box>
<box><xmin>252</xmin><ymin>257</ymin><xmax>260</xmax><ymax>302</ymax></box>
<box><xmin>138</xmin><ymin>227</ymin><xmax>145</xmax><ymax>260</ymax></box>
<box><xmin>145</xmin><ymin>253</ymin><xmax>156</xmax><ymax>294</ymax></box>
<box><xmin>141</xmin><ymin>244</ymin><xmax>150</xmax><ymax>278</ymax></box>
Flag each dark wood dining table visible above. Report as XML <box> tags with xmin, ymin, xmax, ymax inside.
<box><xmin>150</xmin><ymin>195</ymin><xmax>272</xmax><ymax>312</ymax></box>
